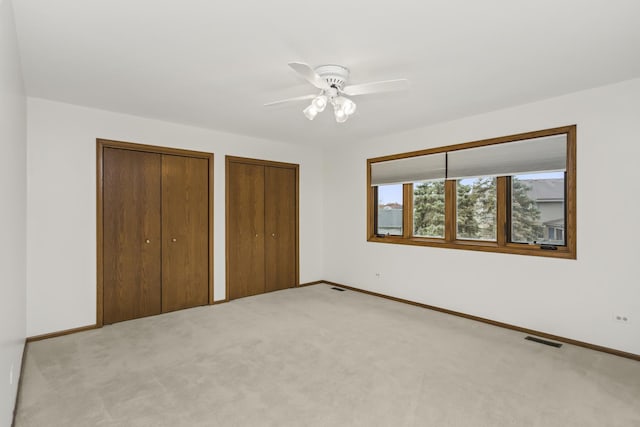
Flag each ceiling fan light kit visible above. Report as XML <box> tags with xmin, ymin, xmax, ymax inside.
<box><xmin>265</xmin><ymin>62</ymin><xmax>409</xmax><ymax>124</ymax></box>
<box><xmin>305</xmin><ymin>93</ymin><xmax>356</xmax><ymax>122</ymax></box>
<box><xmin>303</xmin><ymin>104</ymin><xmax>319</xmax><ymax>120</ymax></box>
<box><xmin>311</xmin><ymin>95</ymin><xmax>328</xmax><ymax>112</ymax></box>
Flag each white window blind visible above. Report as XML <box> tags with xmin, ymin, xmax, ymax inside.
<box><xmin>370</xmin><ymin>153</ymin><xmax>446</xmax><ymax>186</ymax></box>
<box><xmin>446</xmin><ymin>134</ymin><xmax>566</xmax><ymax>180</ymax></box>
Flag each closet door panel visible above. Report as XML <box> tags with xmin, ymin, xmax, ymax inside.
<box><xmin>161</xmin><ymin>155</ymin><xmax>209</xmax><ymax>312</ymax></box>
<box><xmin>228</xmin><ymin>162</ymin><xmax>265</xmax><ymax>299</ymax></box>
<box><xmin>265</xmin><ymin>166</ymin><xmax>297</xmax><ymax>292</ymax></box>
<box><xmin>103</xmin><ymin>148</ymin><xmax>162</xmax><ymax>324</ymax></box>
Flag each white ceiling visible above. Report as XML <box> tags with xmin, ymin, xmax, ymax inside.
<box><xmin>12</xmin><ymin>0</ymin><xmax>640</xmax><ymax>147</ymax></box>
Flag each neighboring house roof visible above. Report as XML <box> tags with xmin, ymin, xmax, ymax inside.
<box><xmin>523</xmin><ymin>179</ymin><xmax>564</xmax><ymax>202</ymax></box>
<box><xmin>380</xmin><ymin>202</ymin><xmax>403</xmax><ymax>209</ymax></box>
<box><xmin>543</xmin><ymin>217</ymin><xmax>565</xmax><ymax>227</ymax></box>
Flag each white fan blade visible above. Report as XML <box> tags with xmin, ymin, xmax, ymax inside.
<box><xmin>342</xmin><ymin>79</ymin><xmax>409</xmax><ymax>96</ymax></box>
<box><xmin>288</xmin><ymin>62</ymin><xmax>329</xmax><ymax>90</ymax></box>
<box><xmin>264</xmin><ymin>94</ymin><xmax>316</xmax><ymax>107</ymax></box>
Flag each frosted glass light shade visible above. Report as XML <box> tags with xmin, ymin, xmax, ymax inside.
<box><xmin>312</xmin><ymin>95</ymin><xmax>327</xmax><ymax>112</ymax></box>
<box><xmin>343</xmin><ymin>98</ymin><xmax>356</xmax><ymax>115</ymax></box>
<box><xmin>334</xmin><ymin>104</ymin><xmax>347</xmax><ymax>122</ymax></box>
<box><xmin>303</xmin><ymin>104</ymin><xmax>318</xmax><ymax>120</ymax></box>
<box><xmin>335</xmin><ymin>113</ymin><xmax>348</xmax><ymax>123</ymax></box>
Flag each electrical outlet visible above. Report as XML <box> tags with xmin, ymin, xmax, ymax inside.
<box><xmin>613</xmin><ymin>314</ymin><xmax>630</xmax><ymax>324</ymax></box>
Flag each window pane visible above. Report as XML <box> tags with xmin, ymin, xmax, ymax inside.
<box><xmin>456</xmin><ymin>177</ymin><xmax>496</xmax><ymax>241</ymax></box>
<box><xmin>413</xmin><ymin>180</ymin><xmax>445</xmax><ymax>238</ymax></box>
<box><xmin>376</xmin><ymin>184</ymin><xmax>403</xmax><ymax>236</ymax></box>
<box><xmin>511</xmin><ymin>172</ymin><xmax>565</xmax><ymax>245</ymax></box>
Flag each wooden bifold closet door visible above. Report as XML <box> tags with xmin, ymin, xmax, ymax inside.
<box><xmin>226</xmin><ymin>157</ymin><xmax>298</xmax><ymax>300</ymax></box>
<box><xmin>100</xmin><ymin>141</ymin><xmax>212</xmax><ymax>325</ymax></box>
<box><xmin>227</xmin><ymin>162</ymin><xmax>266</xmax><ymax>299</ymax></box>
<box><xmin>103</xmin><ymin>148</ymin><xmax>162</xmax><ymax>323</ymax></box>
<box><xmin>264</xmin><ymin>166</ymin><xmax>296</xmax><ymax>293</ymax></box>
<box><xmin>161</xmin><ymin>155</ymin><xmax>209</xmax><ymax>312</ymax></box>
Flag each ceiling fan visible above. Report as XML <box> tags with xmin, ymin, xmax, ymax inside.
<box><xmin>265</xmin><ymin>62</ymin><xmax>409</xmax><ymax>123</ymax></box>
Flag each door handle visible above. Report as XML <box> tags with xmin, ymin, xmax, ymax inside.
<box><xmin>271</xmin><ymin>233</ymin><xmax>276</xmax><ymax>238</ymax></box>
<box><xmin>145</xmin><ymin>239</ymin><xmax>151</xmax><ymax>244</ymax></box>
<box><xmin>171</xmin><ymin>238</ymin><xmax>177</xmax><ymax>242</ymax></box>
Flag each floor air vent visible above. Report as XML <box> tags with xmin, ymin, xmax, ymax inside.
<box><xmin>331</xmin><ymin>287</ymin><xmax>346</xmax><ymax>292</ymax></box>
<box><xmin>525</xmin><ymin>336</ymin><xmax>563</xmax><ymax>348</ymax></box>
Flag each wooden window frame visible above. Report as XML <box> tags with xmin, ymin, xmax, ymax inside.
<box><xmin>367</xmin><ymin>125</ymin><xmax>577</xmax><ymax>259</ymax></box>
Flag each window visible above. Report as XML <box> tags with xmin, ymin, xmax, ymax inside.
<box><xmin>456</xmin><ymin>177</ymin><xmax>496</xmax><ymax>241</ymax></box>
<box><xmin>376</xmin><ymin>184</ymin><xmax>403</xmax><ymax>236</ymax></box>
<box><xmin>511</xmin><ymin>172</ymin><xmax>565</xmax><ymax>245</ymax></box>
<box><xmin>413</xmin><ymin>180</ymin><xmax>445</xmax><ymax>238</ymax></box>
<box><xmin>367</xmin><ymin>125</ymin><xmax>576</xmax><ymax>259</ymax></box>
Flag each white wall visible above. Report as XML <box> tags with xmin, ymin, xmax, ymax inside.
<box><xmin>324</xmin><ymin>78</ymin><xmax>640</xmax><ymax>355</ymax></box>
<box><xmin>0</xmin><ymin>0</ymin><xmax>27</xmax><ymax>425</ymax></box>
<box><xmin>22</xmin><ymin>71</ymin><xmax>640</xmax><ymax>356</ymax></box>
<box><xmin>26</xmin><ymin>98</ymin><xmax>324</xmax><ymax>336</ymax></box>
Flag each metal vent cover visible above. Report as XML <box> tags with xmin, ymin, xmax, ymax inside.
<box><xmin>525</xmin><ymin>336</ymin><xmax>563</xmax><ymax>348</ymax></box>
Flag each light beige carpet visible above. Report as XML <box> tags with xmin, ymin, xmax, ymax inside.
<box><xmin>14</xmin><ymin>284</ymin><xmax>640</xmax><ymax>426</ymax></box>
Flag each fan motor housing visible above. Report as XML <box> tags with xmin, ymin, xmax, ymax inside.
<box><xmin>314</xmin><ymin>64</ymin><xmax>350</xmax><ymax>90</ymax></box>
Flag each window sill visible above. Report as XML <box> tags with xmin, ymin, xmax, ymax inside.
<box><xmin>367</xmin><ymin>235</ymin><xmax>575</xmax><ymax>259</ymax></box>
